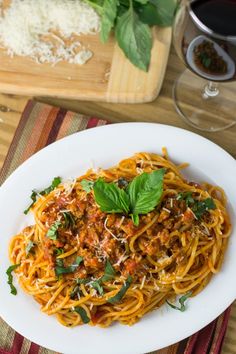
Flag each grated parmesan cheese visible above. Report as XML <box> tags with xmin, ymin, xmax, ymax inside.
<box><xmin>0</xmin><ymin>0</ymin><xmax>100</xmax><ymax>64</ymax></box>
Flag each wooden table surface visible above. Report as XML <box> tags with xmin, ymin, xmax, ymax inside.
<box><xmin>1</xmin><ymin>46</ymin><xmax>236</xmax><ymax>170</ymax></box>
<box><xmin>0</xmin><ymin>46</ymin><xmax>235</xmax><ymax>354</ymax></box>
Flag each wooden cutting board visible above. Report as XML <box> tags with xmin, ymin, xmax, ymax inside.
<box><xmin>0</xmin><ymin>27</ymin><xmax>172</xmax><ymax>103</ymax></box>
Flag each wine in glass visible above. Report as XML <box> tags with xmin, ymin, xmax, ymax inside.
<box><xmin>173</xmin><ymin>0</ymin><xmax>236</xmax><ymax>132</ymax></box>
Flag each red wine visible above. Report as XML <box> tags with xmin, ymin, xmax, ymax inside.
<box><xmin>191</xmin><ymin>0</ymin><xmax>236</xmax><ymax>36</ymax></box>
<box><xmin>173</xmin><ymin>0</ymin><xmax>236</xmax><ymax>82</ymax></box>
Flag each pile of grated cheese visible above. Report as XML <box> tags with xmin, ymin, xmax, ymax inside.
<box><xmin>0</xmin><ymin>0</ymin><xmax>100</xmax><ymax>65</ymax></box>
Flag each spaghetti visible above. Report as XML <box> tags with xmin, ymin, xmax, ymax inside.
<box><xmin>9</xmin><ymin>151</ymin><xmax>231</xmax><ymax>327</ymax></box>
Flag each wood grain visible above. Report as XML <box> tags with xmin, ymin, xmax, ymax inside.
<box><xmin>0</xmin><ymin>27</ymin><xmax>171</xmax><ymax>103</ymax></box>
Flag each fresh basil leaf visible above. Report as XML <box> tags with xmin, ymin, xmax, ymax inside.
<box><xmin>84</xmin><ymin>0</ymin><xmax>104</xmax><ymax>15</ymax></box>
<box><xmin>100</xmin><ymin>0</ymin><xmax>118</xmax><ymax>42</ymax></box>
<box><xmin>74</xmin><ymin>306</ymin><xmax>90</xmax><ymax>324</ymax></box>
<box><xmin>25</xmin><ymin>241</ymin><xmax>35</xmax><ymax>256</ymax></box>
<box><xmin>128</xmin><ymin>169</ymin><xmax>165</xmax><ymax>222</ymax></box>
<box><xmin>24</xmin><ymin>177</ymin><xmax>61</xmax><ymax>214</ymax></box>
<box><xmin>101</xmin><ymin>259</ymin><xmax>116</xmax><ymax>282</ymax></box>
<box><xmin>115</xmin><ymin>3</ymin><xmax>152</xmax><ymax>71</ymax></box>
<box><xmin>117</xmin><ymin>3</ymin><xmax>129</xmax><ymax>17</ymax></box>
<box><xmin>166</xmin><ymin>292</ymin><xmax>192</xmax><ymax>312</ymax></box>
<box><xmin>107</xmin><ymin>275</ymin><xmax>132</xmax><ymax>304</ymax></box>
<box><xmin>135</xmin><ymin>0</ymin><xmax>149</xmax><ymax>4</ymax></box>
<box><xmin>138</xmin><ymin>0</ymin><xmax>176</xmax><ymax>27</ymax></box>
<box><xmin>55</xmin><ymin>257</ymin><xmax>83</xmax><ymax>276</ymax></box>
<box><xmin>62</xmin><ymin>211</ymin><xmax>76</xmax><ymax>228</ymax></box>
<box><xmin>191</xmin><ymin>198</ymin><xmax>216</xmax><ymax>220</ymax></box>
<box><xmin>91</xmin><ymin>280</ymin><xmax>104</xmax><ymax>295</ymax></box>
<box><xmin>93</xmin><ymin>178</ymin><xmax>130</xmax><ymax>214</ymax></box>
<box><xmin>46</xmin><ymin>220</ymin><xmax>62</xmax><ymax>240</ymax></box>
<box><xmin>6</xmin><ymin>264</ymin><xmax>20</xmax><ymax>295</ymax></box>
<box><xmin>81</xmin><ymin>179</ymin><xmax>94</xmax><ymax>193</ymax></box>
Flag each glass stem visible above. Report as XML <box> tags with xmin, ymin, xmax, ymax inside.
<box><xmin>202</xmin><ymin>81</ymin><xmax>219</xmax><ymax>99</ymax></box>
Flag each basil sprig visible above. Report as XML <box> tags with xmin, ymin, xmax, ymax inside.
<box><xmin>62</xmin><ymin>211</ymin><xmax>76</xmax><ymax>228</ymax></box>
<box><xmin>166</xmin><ymin>292</ymin><xmax>192</xmax><ymax>312</ymax></box>
<box><xmin>24</xmin><ymin>177</ymin><xmax>61</xmax><ymax>214</ymax></box>
<box><xmin>6</xmin><ymin>264</ymin><xmax>20</xmax><ymax>295</ymax></box>
<box><xmin>108</xmin><ymin>275</ymin><xmax>132</xmax><ymax>304</ymax></box>
<box><xmin>93</xmin><ymin>169</ymin><xmax>165</xmax><ymax>225</ymax></box>
<box><xmin>85</xmin><ymin>0</ymin><xmax>177</xmax><ymax>71</ymax></box>
<box><xmin>115</xmin><ymin>1</ymin><xmax>152</xmax><ymax>72</ymax></box>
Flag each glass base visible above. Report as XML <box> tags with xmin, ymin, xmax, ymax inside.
<box><xmin>173</xmin><ymin>70</ymin><xmax>236</xmax><ymax>132</ymax></box>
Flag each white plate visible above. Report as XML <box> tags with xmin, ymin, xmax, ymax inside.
<box><xmin>0</xmin><ymin>123</ymin><xmax>236</xmax><ymax>354</ymax></box>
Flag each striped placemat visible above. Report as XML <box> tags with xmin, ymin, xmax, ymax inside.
<box><xmin>0</xmin><ymin>100</ymin><xmax>232</xmax><ymax>354</ymax></box>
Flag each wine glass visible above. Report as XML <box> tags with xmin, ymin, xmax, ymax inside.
<box><xmin>172</xmin><ymin>0</ymin><xmax>236</xmax><ymax>132</ymax></box>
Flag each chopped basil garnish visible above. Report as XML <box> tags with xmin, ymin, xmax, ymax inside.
<box><xmin>55</xmin><ymin>256</ymin><xmax>83</xmax><ymax>277</ymax></box>
<box><xmin>25</xmin><ymin>240</ymin><xmax>35</xmax><ymax>256</ymax></box>
<box><xmin>6</xmin><ymin>264</ymin><xmax>20</xmax><ymax>295</ymax></box>
<box><xmin>46</xmin><ymin>220</ymin><xmax>62</xmax><ymax>240</ymax></box>
<box><xmin>177</xmin><ymin>192</ymin><xmax>216</xmax><ymax>220</ymax></box>
<box><xmin>166</xmin><ymin>292</ymin><xmax>192</xmax><ymax>312</ymax></box>
<box><xmin>107</xmin><ymin>275</ymin><xmax>132</xmax><ymax>304</ymax></box>
<box><xmin>42</xmin><ymin>177</ymin><xmax>61</xmax><ymax>195</ymax></box>
<box><xmin>24</xmin><ymin>191</ymin><xmax>37</xmax><ymax>215</ymax></box>
<box><xmin>24</xmin><ymin>177</ymin><xmax>61</xmax><ymax>214</ymax></box>
<box><xmin>74</xmin><ymin>306</ymin><xmax>90</xmax><ymax>324</ymax></box>
<box><xmin>80</xmin><ymin>179</ymin><xmax>94</xmax><ymax>193</ymax></box>
<box><xmin>70</xmin><ymin>285</ymin><xmax>81</xmax><ymax>299</ymax></box>
<box><xmin>74</xmin><ymin>260</ymin><xmax>116</xmax><ymax>296</ymax></box>
<box><xmin>75</xmin><ymin>256</ymin><xmax>83</xmax><ymax>266</ymax></box>
<box><xmin>177</xmin><ymin>192</ymin><xmax>194</xmax><ymax>207</ymax></box>
<box><xmin>91</xmin><ymin>280</ymin><xmax>104</xmax><ymax>295</ymax></box>
<box><xmin>192</xmin><ymin>198</ymin><xmax>216</xmax><ymax>220</ymax></box>
<box><xmin>47</xmin><ymin>211</ymin><xmax>76</xmax><ymax>240</ymax></box>
<box><xmin>62</xmin><ymin>211</ymin><xmax>76</xmax><ymax>228</ymax></box>
<box><xmin>55</xmin><ymin>248</ymin><xmax>64</xmax><ymax>256</ymax></box>
<box><xmin>101</xmin><ymin>259</ymin><xmax>116</xmax><ymax>282</ymax></box>
<box><xmin>76</xmin><ymin>278</ymin><xmax>90</xmax><ymax>285</ymax></box>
